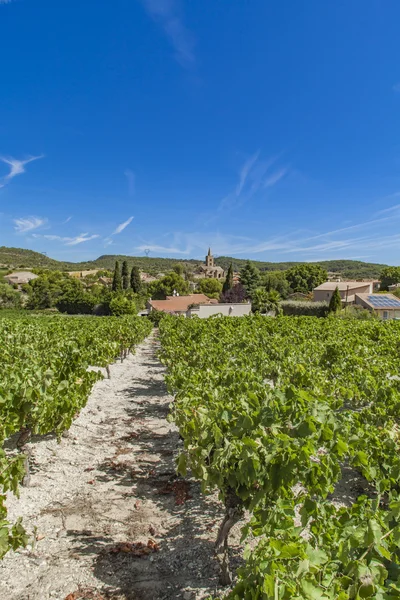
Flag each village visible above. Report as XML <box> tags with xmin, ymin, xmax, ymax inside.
<box><xmin>2</xmin><ymin>248</ymin><xmax>400</xmax><ymax>320</ymax></box>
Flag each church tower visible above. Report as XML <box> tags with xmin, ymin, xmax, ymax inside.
<box><xmin>205</xmin><ymin>247</ymin><xmax>214</xmax><ymax>268</ymax></box>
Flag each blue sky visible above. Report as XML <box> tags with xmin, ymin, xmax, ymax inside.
<box><xmin>1</xmin><ymin>0</ymin><xmax>400</xmax><ymax>264</ymax></box>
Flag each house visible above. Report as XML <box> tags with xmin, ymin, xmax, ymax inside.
<box><xmin>98</xmin><ymin>276</ymin><xmax>112</xmax><ymax>286</ymax></box>
<box><xmin>148</xmin><ymin>294</ymin><xmax>217</xmax><ymax>316</ymax></box>
<box><xmin>388</xmin><ymin>283</ymin><xmax>400</xmax><ymax>292</ymax></box>
<box><xmin>196</xmin><ymin>248</ymin><xmax>225</xmax><ymax>280</ymax></box>
<box><xmin>327</xmin><ymin>271</ymin><xmax>342</xmax><ymax>282</ymax></box>
<box><xmin>313</xmin><ymin>281</ymin><xmax>373</xmax><ymax>304</ymax></box>
<box><xmin>4</xmin><ymin>271</ymin><xmax>38</xmax><ymax>288</ymax></box>
<box><xmin>187</xmin><ymin>302</ymin><xmax>251</xmax><ymax>318</ymax></box>
<box><xmin>355</xmin><ymin>294</ymin><xmax>400</xmax><ymax>320</ymax></box>
<box><xmin>68</xmin><ymin>270</ymin><xmax>100</xmax><ymax>279</ymax></box>
<box><xmin>141</xmin><ymin>272</ymin><xmax>158</xmax><ymax>283</ymax></box>
<box><xmin>233</xmin><ymin>273</ymin><xmax>241</xmax><ymax>286</ymax></box>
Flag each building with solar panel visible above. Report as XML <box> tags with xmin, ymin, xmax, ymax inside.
<box><xmin>355</xmin><ymin>294</ymin><xmax>400</xmax><ymax>320</ymax></box>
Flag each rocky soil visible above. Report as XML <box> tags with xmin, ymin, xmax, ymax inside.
<box><xmin>0</xmin><ymin>332</ymin><xmax>242</xmax><ymax>600</ymax></box>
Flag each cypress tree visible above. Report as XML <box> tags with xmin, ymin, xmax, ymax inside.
<box><xmin>222</xmin><ymin>263</ymin><xmax>234</xmax><ymax>294</ymax></box>
<box><xmin>112</xmin><ymin>261</ymin><xmax>122</xmax><ymax>292</ymax></box>
<box><xmin>130</xmin><ymin>266</ymin><xmax>142</xmax><ymax>293</ymax></box>
<box><xmin>329</xmin><ymin>286</ymin><xmax>342</xmax><ymax>313</ymax></box>
<box><xmin>122</xmin><ymin>260</ymin><xmax>129</xmax><ymax>290</ymax></box>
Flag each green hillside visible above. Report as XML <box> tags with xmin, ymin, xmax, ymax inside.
<box><xmin>0</xmin><ymin>246</ymin><xmax>390</xmax><ymax>280</ymax></box>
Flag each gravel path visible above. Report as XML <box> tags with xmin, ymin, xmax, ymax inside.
<box><xmin>0</xmin><ymin>332</ymin><xmax>240</xmax><ymax>600</ymax></box>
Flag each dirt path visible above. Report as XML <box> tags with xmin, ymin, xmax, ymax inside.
<box><xmin>0</xmin><ymin>332</ymin><xmax>241</xmax><ymax>600</ymax></box>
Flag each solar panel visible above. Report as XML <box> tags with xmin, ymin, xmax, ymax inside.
<box><xmin>367</xmin><ymin>295</ymin><xmax>400</xmax><ymax>308</ymax></box>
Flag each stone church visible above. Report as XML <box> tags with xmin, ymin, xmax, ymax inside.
<box><xmin>197</xmin><ymin>248</ymin><xmax>225</xmax><ymax>280</ymax></box>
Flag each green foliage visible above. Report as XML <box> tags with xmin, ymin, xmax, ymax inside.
<box><xmin>0</xmin><ymin>284</ymin><xmax>22</xmax><ymax>309</ymax></box>
<box><xmin>252</xmin><ymin>288</ymin><xmax>281</xmax><ymax>314</ymax></box>
<box><xmin>121</xmin><ymin>260</ymin><xmax>129</xmax><ymax>290</ymax></box>
<box><xmin>337</xmin><ymin>305</ymin><xmax>377</xmax><ymax>320</ymax></box>
<box><xmin>130</xmin><ymin>266</ymin><xmax>142</xmax><ymax>293</ymax></box>
<box><xmin>147</xmin><ymin>309</ymin><xmax>167</xmax><ymax>326</ymax></box>
<box><xmin>380</xmin><ymin>266</ymin><xmax>400</xmax><ymax>290</ymax></box>
<box><xmin>109</xmin><ymin>295</ymin><xmax>137</xmax><ymax>316</ymax></box>
<box><xmin>329</xmin><ymin>286</ymin><xmax>342</xmax><ymax>313</ymax></box>
<box><xmin>239</xmin><ymin>261</ymin><xmax>260</xmax><ymax>298</ymax></box>
<box><xmin>262</xmin><ymin>270</ymin><xmax>291</xmax><ymax>298</ymax></box>
<box><xmin>222</xmin><ymin>264</ymin><xmax>234</xmax><ymax>294</ymax></box>
<box><xmin>112</xmin><ymin>261</ymin><xmax>122</xmax><ymax>292</ymax></box>
<box><xmin>26</xmin><ymin>277</ymin><xmax>53</xmax><ymax>309</ymax></box>
<box><xmin>0</xmin><ymin>314</ymin><xmax>152</xmax><ymax>557</ymax></box>
<box><xmin>172</xmin><ymin>264</ymin><xmax>185</xmax><ymax>277</ymax></box>
<box><xmin>159</xmin><ymin>315</ymin><xmax>400</xmax><ymax>597</ymax></box>
<box><xmin>280</xmin><ymin>300</ymin><xmax>329</xmax><ymax>317</ymax></box>
<box><xmin>197</xmin><ymin>278</ymin><xmax>223</xmax><ymax>299</ymax></box>
<box><xmin>149</xmin><ymin>272</ymin><xmax>190</xmax><ymax>299</ymax></box>
<box><xmin>285</xmin><ymin>263</ymin><xmax>328</xmax><ymax>293</ymax></box>
<box><xmin>55</xmin><ymin>278</ymin><xmax>95</xmax><ymax>315</ymax></box>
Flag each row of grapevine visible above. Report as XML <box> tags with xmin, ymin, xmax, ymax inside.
<box><xmin>159</xmin><ymin>315</ymin><xmax>400</xmax><ymax>599</ymax></box>
<box><xmin>0</xmin><ymin>314</ymin><xmax>152</xmax><ymax>558</ymax></box>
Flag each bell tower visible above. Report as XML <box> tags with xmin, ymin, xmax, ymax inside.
<box><xmin>205</xmin><ymin>247</ymin><xmax>214</xmax><ymax>268</ymax></box>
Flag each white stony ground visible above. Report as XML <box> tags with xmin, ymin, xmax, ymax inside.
<box><xmin>0</xmin><ymin>332</ymin><xmax>243</xmax><ymax>600</ymax></box>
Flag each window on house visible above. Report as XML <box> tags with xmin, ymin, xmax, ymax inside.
<box><xmin>383</xmin><ymin>311</ymin><xmax>389</xmax><ymax>320</ymax></box>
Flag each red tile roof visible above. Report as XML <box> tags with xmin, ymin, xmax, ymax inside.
<box><xmin>149</xmin><ymin>294</ymin><xmax>215</xmax><ymax>313</ymax></box>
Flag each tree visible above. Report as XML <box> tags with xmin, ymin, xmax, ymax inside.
<box><xmin>239</xmin><ymin>261</ymin><xmax>260</xmax><ymax>298</ymax></box>
<box><xmin>130</xmin><ymin>266</ymin><xmax>142</xmax><ymax>293</ymax></box>
<box><xmin>0</xmin><ymin>283</ymin><xmax>22</xmax><ymax>309</ymax></box>
<box><xmin>55</xmin><ymin>278</ymin><xmax>95</xmax><ymax>314</ymax></box>
<box><xmin>252</xmin><ymin>288</ymin><xmax>281</xmax><ymax>315</ymax></box>
<box><xmin>173</xmin><ymin>264</ymin><xmax>184</xmax><ymax>277</ymax></box>
<box><xmin>222</xmin><ymin>264</ymin><xmax>234</xmax><ymax>294</ymax></box>
<box><xmin>380</xmin><ymin>266</ymin><xmax>400</xmax><ymax>290</ymax></box>
<box><xmin>26</xmin><ymin>278</ymin><xmax>53</xmax><ymax>309</ymax></box>
<box><xmin>109</xmin><ymin>295</ymin><xmax>137</xmax><ymax>316</ymax></box>
<box><xmin>149</xmin><ymin>272</ymin><xmax>190</xmax><ymax>299</ymax></box>
<box><xmin>220</xmin><ymin>283</ymin><xmax>246</xmax><ymax>304</ymax></box>
<box><xmin>121</xmin><ymin>261</ymin><xmax>129</xmax><ymax>290</ymax></box>
<box><xmin>112</xmin><ymin>261</ymin><xmax>122</xmax><ymax>292</ymax></box>
<box><xmin>328</xmin><ymin>286</ymin><xmax>342</xmax><ymax>313</ymax></box>
<box><xmin>197</xmin><ymin>278</ymin><xmax>223</xmax><ymax>299</ymax></box>
<box><xmin>262</xmin><ymin>270</ymin><xmax>290</xmax><ymax>298</ymax></box>
<box><xmin>285</xmin><ymin>264</ymin><xmax>327</xmax><ymax>294</ymax></box>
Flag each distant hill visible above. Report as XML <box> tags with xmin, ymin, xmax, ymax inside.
<box><xmin>0</xmin><ymin>246</ymin><xmax>389</xmax><ymax>280</ymax></box>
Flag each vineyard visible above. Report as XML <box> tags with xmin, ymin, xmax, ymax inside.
<box><xmin>159</xmin><ymin>315</ymin><xmax>400</xmax><ymax>599</ymax></box>
<box><xmin>0</xmin><ymin>314</ymin><xmax>152</xmax><ymax>558</ymax></box>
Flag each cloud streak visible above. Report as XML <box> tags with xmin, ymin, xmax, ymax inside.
<box><xmin>140</xmin><ymin>0</ymin><xmax>195</xmax><ymax>68</ymax></box>
<box><xmin>219</xmin><ymin>152</ymin><xmax>287</xmax><ymax>212</ymax></box>
<box><xmin>33</xmin><ymin>233</ymin><xmax>100</xmax><ymax>246</ymax></box>
<box><xmin>136</xmin><ymin>244</ymin><xmax>189</xmax><ymax>255</ymax></box>
<box><xmin>113</xmin><ymin>216</ymin><xmax>134</xmax><ymax>234</ymax></box>
<box><xmin>14</xmin><ymin>217</ymin><xmax>47</xmax><ymax>233</ymax></box>
<box><xmin>0</xmin><ymin>155</ymin><xmax>44</xmax><ymax>188</ymax></box>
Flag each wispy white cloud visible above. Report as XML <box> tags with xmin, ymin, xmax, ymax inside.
<box><xmin>63</xmin><ymin>216</ymin><xmax>73</xmax><ymax>224</ymax></box>
<box><xmin>104</xmin><ymin>237</ymin><xmax>113</xmax><ymax>247</ymax></box>
<box><xmin>113</xmin><ymin>216</ymin><xmax>134</xmax><ymax>235</ymax></box>
<box><xmin>0</xmin><ymin>1</ymin><xmax>13</xmax><ymax>4</ymax></box>
<box><xmin>124</xmin><ymin>169</ymin><xmax>135</xmax><ymax>196</ymax></box>
<box><xmin>264</xmin><ymin>168</ymin><xmax>288</xmax><ymax>188</ymax></box>
<box><xmin>140</xmin><ymin>0</ymin><xmax>195</xmax><ymax>68</ymax></box>
<box><xmin>236</xmin><ymin>152</ymin><xmax>259</xmax><ymax>196</ymax></box>
<box><xmin>14</xmin><ymin>216</ymin><xmax>47</xmax><ymax>233</ymax></box>
<box><xmin>219</xmin><ymin>152</ymin><xmax>287</xmax><ymax>211</ymax></box>
<box><xmin>136</xmin><ymin>243</ymin><xmax>189</xmax><ymax>255</ymax></box>
<box><xmin>33</xmin><ymin>232</ymin><xmax>100</xmax><ymax>246</ymax></box>
<box><xmin>0</xmin><ymin>155</ymin><xmax>44</xmax><ymax>187</ymax></box>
